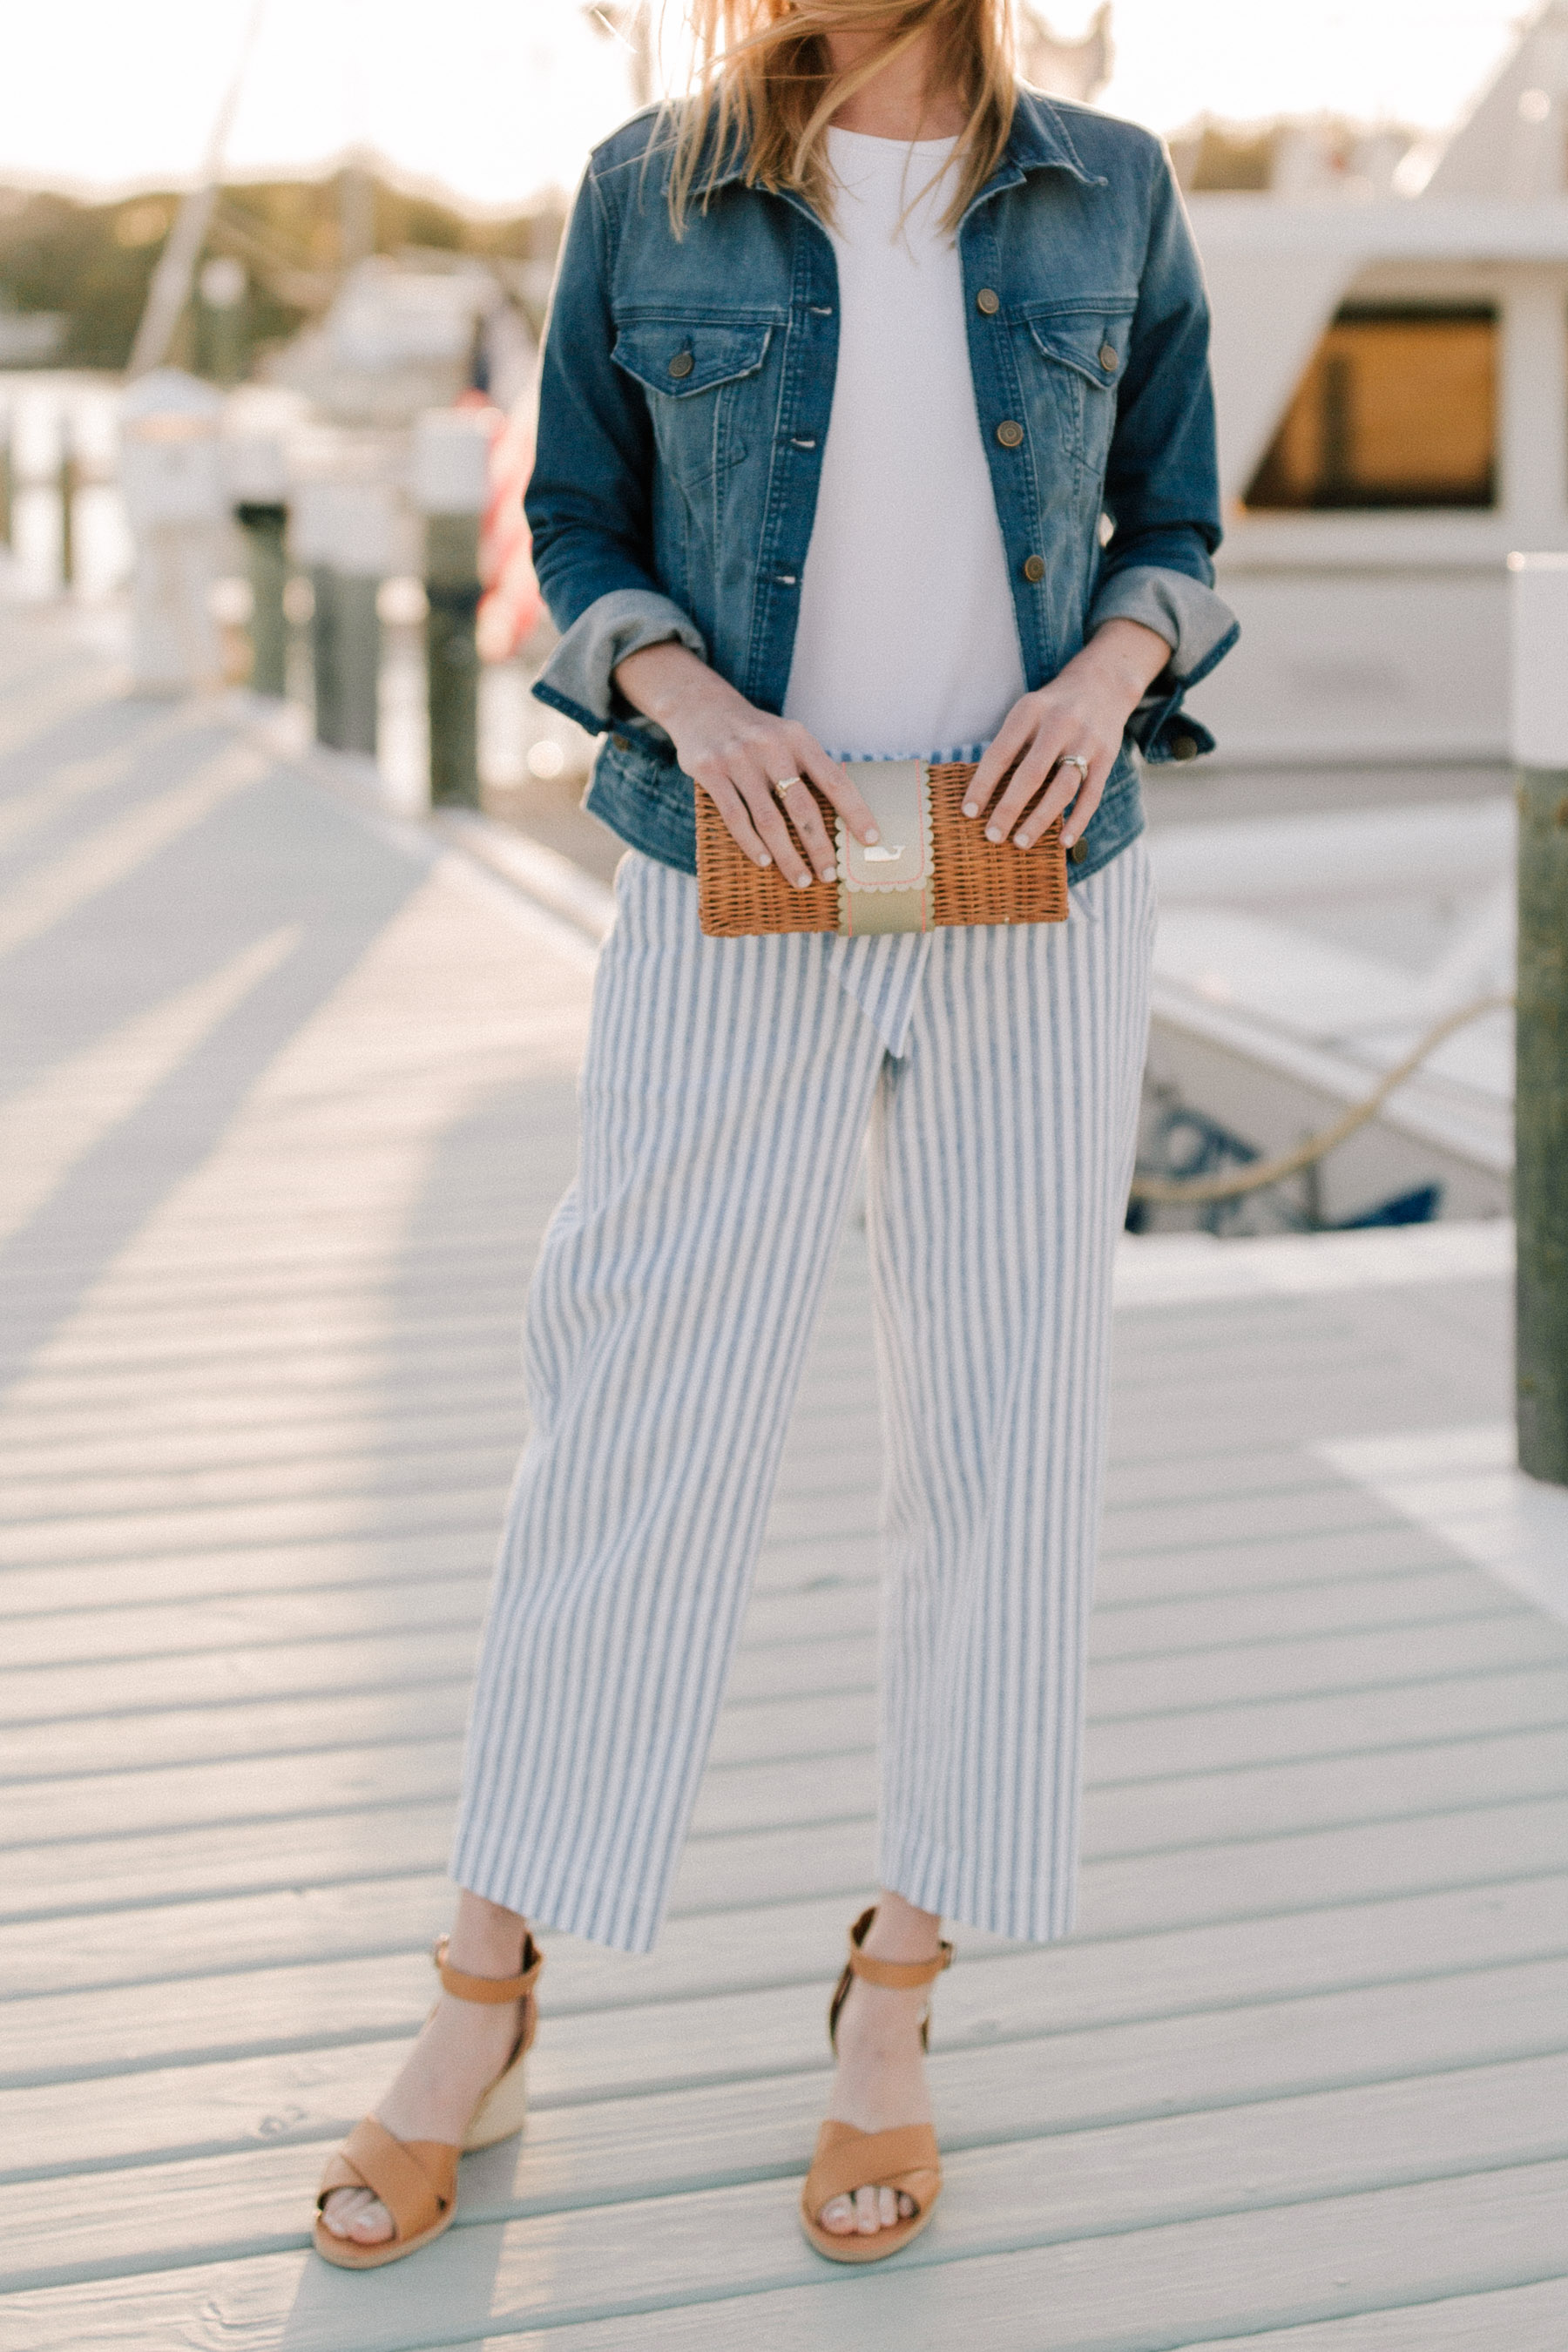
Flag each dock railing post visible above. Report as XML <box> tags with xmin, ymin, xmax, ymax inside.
<box><xmin>413</xmin><ymin>410</ymin><xmax>491</xmax><ymax>808</ymax></box>
<box><xmin>225</xmin><ymin>427</ymin><xmax>290</xmax><ymax>699</ymax></box>
<box><xmin>1509</xmin><ymin>551</ymin><xmax>1568</xmax><ymax>1486</ymax></box>
<box><xmin>118</xmin><ymin>369</ymin><xmax>226</xmax><ymax>694</ymax></box>
<box><xmin>330</xmin><ymin>482</ymin><xmax>395</xmax><ymax>761</ymax></box>
<box><xmin>57</xmin><ymin>408</ymin><xmax>76</xmax><ymax>591</ymax></box>
<box><xmin>292</xmin><ymin>481</ymin><xmax>345</xmax><ymax>750</ymax></box>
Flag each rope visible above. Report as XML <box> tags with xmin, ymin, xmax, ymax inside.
<box><xmin>1128</xmin><ymin>990</ymin><xmax>1514</xmax><ymax>1206</ymax></box>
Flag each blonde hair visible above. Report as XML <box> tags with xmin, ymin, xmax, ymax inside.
<box><xmin>665</xmin><ymin>0</ymin><xmax>1018</xmax><ymax>236</ymax></box>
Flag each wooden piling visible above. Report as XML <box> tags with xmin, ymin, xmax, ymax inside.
<box><xmin>57</xmin><ymin>414</ymin><xmax>76</xmax><ymax>591</ymax></box>
<box><xmin>226</xmin><ymin>425</ymin><xmax>293</xmax><ymax>700</ymax></box>
<box><xmin>414</xmin><ymin>412</ymin><xmax>492</xmax><ymax>810</ymax></box>
<box><xmin>235</xmin><ymin>503</ymin><xmax>287</xmax><ymax>696</ymax></box>
<box><xmin>1509</xmin><ymin>553</ymin><xmax>1568</xmax><ymax>1485</ymax></box>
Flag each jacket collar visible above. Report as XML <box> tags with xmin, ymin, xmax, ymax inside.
<box><xmin>995</xmin><ymin>88</ymin><xmax>1107</xmax><ymax>189</ymax></box>
<box><xmin>668</xmin><ymin>84</ymin><xmax>1107</xmax><ymax>206</ymax></box>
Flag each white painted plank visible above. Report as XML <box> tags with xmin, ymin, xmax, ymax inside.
<box><xmin>7</xmin><ymin>1788</ymin><xmax>1568</xmax><ymax>2004</ymax></box>
<box><xmin>8</xmin><ymin>2146</ymin><xmax>1568</xmax><ymax>2352</ymax></box>
<box><xmin>1</xmin><ymin>1561</ymin><xmax>1498</xmax><ymax>1683</ymax></box>
<box><xmin>1173</xmin><ymin>2277</ymin><xmax>1568</xmax><ymax>2349</ymax></box>
<box><xmin>8</xmin><ymin>1943</ymin><xmax>1568</xmax><ymax>2189</ymax></box>
<box><xmin>18</xmin><ymin>1640</ymin><xmax>1565</xmax><ymax>1793</ymax></box>
<box><xmin>3</xmin><ymin>1868</ymin><xmax>1563</xmax><ymax>2097</ymax></box>
<box><xmin>4</xmin><ymin>1596</ymin><xmax>1553</xmax><ymax>1735</ymax></box>
<box><xmin>7</xmin><ymin>2041</ymin><xmax>1568</xmax><ymax>2301</ymax></box>
<box><xmin>26</xmin><ymin>1706</ymin><xmax>1568</xmax><ymax>1872</ymax></box>
<box><xmin>17</xmin><ymin>1720</ymin><xmax>1568</xmax><ymax>1925</ymax></box>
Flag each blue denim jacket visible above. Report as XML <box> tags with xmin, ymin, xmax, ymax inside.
<box><xmin>528</xmin><ymin>89</ymin><xmax>1238</xmax><ymax>884</ymax></box>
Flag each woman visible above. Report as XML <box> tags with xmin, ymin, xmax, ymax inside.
<box><xmin>316</xmin><ymin>0</ymin><xmax>1236</xmax><ymax>2269</ymax></box>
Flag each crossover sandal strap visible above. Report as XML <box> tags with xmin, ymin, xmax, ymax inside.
<box><xmin>804</xmin><ymin>2120</ymin><xmax>942</xmax><ymax>2220</ymax></box>
<box><xmin>316</xmin><ymin>2117</ymin><xmax>458</xmax><ymax>2243</ymax></box>
<box><xmin>433</xmin><ymin>1931</ymin><xmax>544</xmax><ymax>2009</ymax></box>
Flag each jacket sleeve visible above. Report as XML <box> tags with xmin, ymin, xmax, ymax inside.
<box><xmin>525</xmin><ymin>163</ymin><xmax>707</xmax><ymax>737</ymax></box>
<box><xmin>1087</xmin><ymin>145</ymin><xmax>1239</xmax><ymax>762</ymax></box>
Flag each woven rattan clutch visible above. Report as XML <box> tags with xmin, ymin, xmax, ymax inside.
<box><xmin>695</xmin><ymin>759</ymin><xmax>1068</xmax><ymax>940</ymax></box>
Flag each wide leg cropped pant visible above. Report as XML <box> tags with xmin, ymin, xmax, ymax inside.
<box><xmin>450</xmin><ymin>838</ymin><xmax>1156</xmax><ymax>1954</ymax></box>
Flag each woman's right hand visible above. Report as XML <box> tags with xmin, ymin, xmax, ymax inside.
<box><xmin>612</xmin><ymin>642</ymin><xmax>879</xmax><ymax>889</ymax></box>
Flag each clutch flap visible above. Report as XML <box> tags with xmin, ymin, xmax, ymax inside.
<box><xmin>838</xmin><ymin>761</ymin><xmax>930</xmax><ymax>893</ymax></box>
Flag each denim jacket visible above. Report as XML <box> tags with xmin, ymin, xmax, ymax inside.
<box><xmin>528</xmin><ymin>89</ymin><xmax>1239</xmax><ymax>884</ymax></box>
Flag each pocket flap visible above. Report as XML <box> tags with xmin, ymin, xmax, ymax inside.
<box><xmin>1024</xmin><ymin>307</ymin><xmax>1133</xmax><ymax>389</ymax></box>
<box><xmin>612</xmin><ymin>319</ymin><xmax>773</xmax><ymax>398</ymax></box>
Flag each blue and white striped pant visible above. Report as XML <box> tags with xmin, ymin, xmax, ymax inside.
<box><xmin>451</xmin><ymin>838</ymin><xmax>1156</xmax><ymax>1953</ymax></box>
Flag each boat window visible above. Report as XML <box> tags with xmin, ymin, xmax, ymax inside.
<box><xmin>1244</xmin><ymin>306</ymin><xmax>1497</xmax><ymax>510</ymax></box>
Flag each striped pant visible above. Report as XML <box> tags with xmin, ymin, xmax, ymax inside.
<box><xmin>451</xmin><ymin>839</ymin><xmax>1155</xmax><ymax>1953</ymax></box>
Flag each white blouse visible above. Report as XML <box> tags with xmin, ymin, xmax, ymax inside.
<box><xmin>782</xmin><ymin>126</ymin><xmax>1029</xmax><ymax>760</ymax></box>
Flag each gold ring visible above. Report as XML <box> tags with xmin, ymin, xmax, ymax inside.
<box><xmin>772</xmin><ymin>774</ymin><xmax>805</xmax><ymax>799</ymax></box>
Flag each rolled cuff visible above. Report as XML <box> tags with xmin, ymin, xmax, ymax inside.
<box><xmin>1088</xmin><ymin>564</ymin><xmax>1239</xmax><ymax>683</ymax></box>
<box><xmin>1090</xmin><ymin>564</ymin><xmax>1240</xmax><ymax>767</ymax></box>
<box><xmin>532</xmin><ymin>587</ymin><xmax>708</xmax><ymax>736</ymax></box>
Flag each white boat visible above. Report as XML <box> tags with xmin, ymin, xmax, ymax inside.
<box><xmin>1131</xmin><ymin>7</ymin><xmax>1559</xmax><ymax>1227</ymax></box>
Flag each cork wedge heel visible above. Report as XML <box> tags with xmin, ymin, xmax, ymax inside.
<box><xmin>800</xmin><ymin>1906</ymin><xmax>953</xmax><ymax>2265</ymax></box>
<box><xmin>313</xmin><ymin>1932</ymin><xmax>544</xmax><ymax>2270</ymax></box>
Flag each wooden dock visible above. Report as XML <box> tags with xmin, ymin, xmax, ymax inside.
<box><xmin>3</xmin><ymin>597</ymin><xmax>1568</xmax><ymax>2350</ymax></box>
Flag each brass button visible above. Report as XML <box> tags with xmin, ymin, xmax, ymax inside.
<box><xmin>667</xmin><ymin>349</ymin><xmax>694</xmax><ymax>379</ymax></box>
<box><xmin>1070</xmin><ymin>839</ymin><xmax>1090</xmax><ymax>863</ymax></box>
<box><xmin>996</xmin><ymin>419</ymin><xmax>1024</xmax><ymax>449</ymax></box>
<box><xmin>1098</xmin><ymin>342</ymin><xmax>1119</xmax><ymax>372</ymax></box>
<box><xmin>1173</xmin><ymin>733</ymin><xmax>1198</xmax><ymax>761</ymax></box>
<box><xmin>1022</xmin><ymin>554</ymin><xmax>1046</xmax><ymax>583</ymax></box>
<box><xmin>976</xmin><ymin>287</ymin><xmax>1000</xmax><ymax>315</ymax></box>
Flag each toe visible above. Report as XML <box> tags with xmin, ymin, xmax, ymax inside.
<box><xmin>348</xmin><ymin>2196</ymin><xmax>394</xmax><ymax>2244</ymax></box>
<box><xmin>320</xmin><ymin>2187</ymin><xmax>367</xmax><ymax>2238</ymax></box>
<box><xmin>819</xmin><ymin>2193</ymin><xmax>856</xmax><ymax>2235</ymax></box>
<box><xmin>854</xmin><ymin>2185</ymin><xmax>880</xmax><ymax>2234</ymax></box>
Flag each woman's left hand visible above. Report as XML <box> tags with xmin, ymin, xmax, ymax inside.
<box><xmin>963</xmin><ymin>618</ymin><xmax>1173</xmax><ymax>851</ymax></box>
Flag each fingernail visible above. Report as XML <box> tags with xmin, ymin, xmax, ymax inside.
<box><xmin>796</xmin><ymin>874</ymin><xmax>812</xmax><ymax>889</ymax></box>
<box><xmin>985</xmin><ymin>826</ymin><xmax>1003</xmax><ymax>844</ymax></box>
<box><xmin>962</xmin><ymin>802</ymin><xmax>977</xmax><ymax>819</ymax></box>
<box><xmin>821</xmin><ymin>865</ymin><xmax>836</xmax><ymax>882</ymax></box>
<box><xmin>758</xmin><ymin>851</ymin><xmax>772</xmax><ymax>867</ymax></box>
<box><xmin>1062</xmin><ymin>831</ymin><xmax>1075</xmax><ymax>848</ymax></box>
<box><xmin>864</xmin><ymin>828</ymin><xmax>880</xmax><ymax>844</ymax></box>
<box><xmin>1014</xmin><ymin>833</ymin><xmax>1029</xmax><ymax>848</ymax></box>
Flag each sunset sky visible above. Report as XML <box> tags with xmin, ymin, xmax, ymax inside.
<box><xmin>0</xmin><ymin>0</ymin><xmax>1544</xmax><ymax>208</ymax></box>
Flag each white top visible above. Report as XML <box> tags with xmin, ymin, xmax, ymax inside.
<box><xmin>782</xmin><ymin>127</ymin><xmax>1027</xmax><ymax>759</ymax></box>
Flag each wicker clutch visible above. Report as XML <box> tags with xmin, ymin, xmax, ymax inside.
<box><xmin>695</xmin><ymin>759</ymin><xmax>1069</xmax><ymax>940</ymax></box>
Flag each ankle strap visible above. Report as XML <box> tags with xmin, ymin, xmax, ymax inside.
<box><xmin>432</xmin><ymin>1931</ymin><xmax>544</xmax><ymax>2005</ymax></box>
<box><xmin>844</xmin><ymin>1905</ymin><xmax>953</xmax><ymax>1990</ymax></box>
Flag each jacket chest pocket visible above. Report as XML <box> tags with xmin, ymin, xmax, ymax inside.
<box><xmin>1020</xmin><ymin>301</ymin><xmax>1135</xmax><ymax>480</ymax></box>
<box><xmin>612</xmin><ymin>317</ymin><xmax>774</xmax><ymax>490</ymax></box>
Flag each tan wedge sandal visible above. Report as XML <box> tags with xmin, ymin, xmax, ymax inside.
<box><xmin>313</xmin><ymin>1930</ymin><xmax>544</xmax><ymax>2271</ymax></box>
<box><xmin>800</xmin><ymin>1905</ymin><xmax>953</xmax><ymax>2265</ymax></box>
